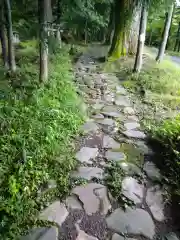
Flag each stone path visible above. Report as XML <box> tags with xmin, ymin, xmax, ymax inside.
<box><xmin>22</xmin><ymin>47</ymin><xmax>179</xmax><ymax>240</ymax></box>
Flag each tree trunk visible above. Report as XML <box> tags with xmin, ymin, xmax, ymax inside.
<box><xmin>178</xmin><ymin>39</ymin><xmax>180</xmax><ymax>52</ymax></box>
<box><xmin>128</xmin><ymin>6</ymin><xmax>141</xmax><ymax>55</ymax></box>
<box><xmin>133</xmin><ymin>2</ymin><xmax>148</xmax><ymax>73</ymax></box>
<box><xmin>4</xmin><ymin>0</ymin><xmax>16</xmax><ymax>72</ymax></box>
<box><xmin>0</xmin><ymin>3</ymin><xmax>8</xmax><ymax>68</ymax></box>
<box><xmin>166</xmin><ymin>4</ymin><xmax>174</xmax><ymax>50</ymax></box>
<box><xmin>174</xmin><ymin>22</ymin><xmax>180</xmax><ymax>51</ymax></box>
<box><xmin>104</xmin><ymin>3</ymin><xmax>114</xmax><ymax>45</ymax></box>
<box><xmin>39</xmin><ymin>0</ymin><xmax>48</xmax><ymax>82</ymax></box>
<box><xmin>56</xmin><ymin>0</ymin><xmax>62</xmax><ymax>46</ymax></box>
<box><xmin>84</xmin><ymin>20</ymin><xmax>88</xmax><ymax>44</ymax></box>
<box><xmin>108</xmin><ymin>0</ymin><xmax>127</xmax><ymax>59</ymax></box>
<box><xmin>148</xmin><ymin>29</ymin><xmax>153</xmax><ymax>46</ymax></box>
<box><xmin>156</xmin><ymin>3</ymin><xmax>174</xmax><ymax>62</ymax></box>
<box><xmin>108</xmin><ymin>0</ymin><xmax>141</xmax><ymax>59</ymax></box>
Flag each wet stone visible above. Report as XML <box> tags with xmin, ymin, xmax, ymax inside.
<box><xmin>102</xmin><ymin>105</ymin><xmax>120</xmax><ymax>113</ymax></box>
<box><xmin>94</xmin><ymin>187</ymin><xmax>112</xmax><ymax>215</ymax></box>
<box><xmin>102</xmin><ymin>135</ymin><xmax>120</xmax><ymax>149</ymax></box>
<box><xmin>116</xmin><ymin>86</ymin><xmax>127</xmax><ymax>95</ymax></box>
<box><xmin>72</xmin><ymin>183</ymin><xmax>111</xmax><ymax>215</ymax></box>
<box><xmin>76</xmin><ymin>227</ymin><xmax>99</xmax><ymax>240</ymax></box>
<box><xmin>124</xmin><ymin>122</ymin><xmax>140</xmax><ymax>130</ymax></box>
<box><xmin>106</xmin><ymin>207</ymin><xmax>155</xmax><ymax>239</ymax></box>
<box><xmin>76</xmin><ymin>147</ymin><xmax>99</xmax><ymax>164</ymax></box>
<box><xmin>124</xmin><ymin>107</ymin><xmax>135</xmax><ymax>115</ymax></box>
<box><xmin>104</xmin><ymin>94</ymin><xmax>114</xmax><ymax>103</ymax></box>
<box><xmin>115</xmin><ymin>96</ymin><xmax>131</xmax><ymax>107</ymax></box>
<box><xmin>72</xmin><ymin>166</ymin><xmax>104</xmax><ymax>180</ymax></box>
<box><xmin>163</xmin><ymin>233</ymin><xmax>180</xmax><ymax>240</ymax></box>
<box><xmin>83</xmin><ymin>134</ymin><xmax>103</xmax><ymax>148</ymax></box>
<box><xmin>119</xmin><ymin>162</ymin><xmax>141</xmax><ymax>175</ymax></box>
<box><xmin>96</xmin><ymin>118</ymin><xmax>115</xmax><ymax>127</ymax></box>
<box><xmin>65</xmin><ymin>195</ymin><xmax>83</xmax><ymax>210</ymax></box>
<box><xmin>127</xmin><ymin>115</ymin><xmax>139</xmax><ymax>122</ymax></box>
<box><xmin>143</xmin><ymin>161</ymin><xmax>161</xmax><ymax>181</ymax></box>
<box><xmin>122</xmin><ymin>177</ymin><xmax>144</xmax><ymax>204</ymax></box>
<box><xmin>92</xmin><ymin>113</ymin><xmax>104</xmax><ymax>120</ymax></box>
<box><xmin>105</xmin><ymin>150</ymin><xmax>126</xmax><ymax>162</ymax></box>
<box><xmin>146</xmin><ymin>185</ymin><xmax>165</xmax><ymax>221</ymax></box>
<box><xmin>81</xmin><ymin>121</ymin><xmax>99</xmax><ymax>133</ymax></box>
<box><xmin>39</xmin><ymin>201</ymin><xmax>68</xmax><ymax>227</ymax></box>
<box><xmin>123</xmin><ymin>130</ymin><xmax>146</xmax><ymax>139</ymax></box>
<box><xmin>112</xmin><ymin>234</ymin><xmax>137</xmax><ymax>240</ymax></box>
<box><xmin>102</xmin><ymin>111</ymin><xmax>123</xmax><ymax>118</ymax></box>
<box><xmin>92</xmin><ymin>103</ymin><xmax>104</xmax><ymax>111</ymax></box>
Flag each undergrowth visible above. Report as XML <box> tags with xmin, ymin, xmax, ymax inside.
<box><xmin>0</xmin><ymin>41</ymin><xmax>84</xmax><ymax>239</ymax></box>
<box><xmin>124</xmin><ymin>59</ymin><xmax>180</xmax><ymax>109</ymax></box>
<box><xmin>148</xmin><ymin>116</ymin><xmax>180</xmax><ymax>206</ymax></box>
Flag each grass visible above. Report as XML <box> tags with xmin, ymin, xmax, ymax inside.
<box><xmin>0</xmin><ymin>40</ymin><xmax>84</xmax><ymax>239</ymax></box>
<box><xmin>166</xmin><ymin>50</ymin><xmax>180</xmax><ymax>57</ymax></box>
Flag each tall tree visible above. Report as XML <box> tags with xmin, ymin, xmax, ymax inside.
<box><xmin>0</xmin><ymin>2</ymin><xmax>8</xmax><ymax>68</ymax></box>
<box><xmin>4</xmin><ymin>0</ymin><xmax>16</xmax><ymax>72</ymax></box>
<box><xmin>108</xmin><ymin>0</ymin><xmax>141</xmax><ymax>59</ymax></box>
<box><xmin>133</xmin><ymin>1</ymin><xmax>148</xmax><ymax>72</ymax></box>
<box><xmin>39</xmin><ymin>0</ymin><xmax>50</xmax><ymax>82</ymax></box>
<box><xmin>156</xmin><ymin>2</ymin><xmax>174</xmax><ymax>62</ymax></box>
<box><xmin>174</xmin><ymin>21</ymin><xmax>180</xmax><ymax>51</ymax></box>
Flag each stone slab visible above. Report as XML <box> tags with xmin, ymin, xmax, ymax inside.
<box><xmin>81</xmin><ymin>121</ymin><xmax>99</xmax><ymax>133</ymax></box>
<box><xmin>72</xmin><ymin>166</ymin><xmax>104</xmax><ymax>180</ymax></box>
<box><xmin>123</xmin><ymin>130</ymin><xmax>146</xmax><ymax>139</ymax></box>
<box><xmin>124</xmin><ymin>107</ymin><xmax>135</xmax><ymax>115</ymax></box>
<box><xmin>122</xmin><ymin>177</ymin><xmax>144</xmax><ymax>204</ymax></box>
<box><xmin>72</xmin><ymin>183</ymin><xmax>111</xmax><ymax>215</ymax></box>
<box><xmin>105</xmin><ymin>151</ymin><xmax>126</xmax><ymax>162</ymax></box>
<box><xmin>124</xmin><ymin>122</ymin><xmax>140</xmax><ymax>130</ymax></box>
<box><xmin>76</xmin><ymin>147</ymin><xmax>99</xmax><ymax>164</ymax></box>
<box><xmin>146</xmin><ymin>185</ymin><xmax>165</xmax><ymax>221</ymax></box>
<box><xmin>102</xmin><ymin>135</ymin><xmax>120</xmax><ymax>149</ymax></box>
<box><xmin>106</xmin><ymin>207</ymin><xmax>155</xmax><ymax>239</ymax></box>
<box><xmin>96</xmin><ymin>118</ymin><xmax>115</xmax><ymax>127</ymax></box>
<box><xmin>39</xmin><ymin>201</ymin><xmax>68</xmax><ymax>226</ymax></box>
<box><xmin>143</xmin><ymin>161</ymin><xmax>161</xmax><ymax>181</ymax></box>
<box><xmin>65</xmin><ymin>195</ymin><xmax>83</xmax><ymax>210</ymax></box>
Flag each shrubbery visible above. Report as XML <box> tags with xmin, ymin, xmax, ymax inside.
<box><xmin>0</xmin><ymin>43</ymin><xmax>84</xmax><ymax>239</ymax></box>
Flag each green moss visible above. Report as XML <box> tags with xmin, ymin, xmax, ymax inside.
<box><xmin>119</xmin><ymin>143</ymin><xmax>144</xmax><ymax>166</ymax></box>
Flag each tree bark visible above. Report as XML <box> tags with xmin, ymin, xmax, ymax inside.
<box><xmin>4</xmin><ymin>0</ymin><xmax>16</xmax><ymax>72</ymax></box>
<box><xmin>0</xmin><ymin>3</ymin><xmax>8</xmax><ymax>68</ymax></box>
<box><xmin>148</xmin><ymin>29</ymin><xmax>153</xmax><ymax>46</ymax></box>
<box><xmin>56</xmin><ymin>0</ymin><xmax>62</xmax><ymax>45</ymax></box>
<box><xmin>178</xmin><ymin>38</ymin><xmax>180</xmax><ymax>52</ymax></box>
<box><xmin>108</xmin><ymin>0</ymin><xmax>126</xmax><ymax>59</ymax></box>
<box><xmin>156</xmin><ymin>3</ymin><xmax>174</xmax><ymax>62</ymax></box>
<box><xmin>108</xmin><ymin>0</ymin><xmax>141</xmax><ymax>59</ymax></box>
<box><xmin>128</xmin><ymin>6</ymin><xmax>141</xmax><ymax>55</ymax></box>
<box><xmin>39</xmin><ymin>0</ymin><xmax>49</xmax><ymax>82</ymax></box>
<box><xmin>174</xmin><ymin>22</ymin><xmax>180</xmax><ymax>51</ymax></box>
<box><xmin>133</xmin><ymin>2</ymin><xmax>148</xmax><ymax>73</ymax></box>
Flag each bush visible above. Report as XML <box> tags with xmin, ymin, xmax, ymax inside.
<box><xmin>149</xmin><ymin>116</ymin><xmax>180</xmax><ymax>199</ymax></box>
<box><xmin>0</xmin><ymin>44</ymin><xmax>84</xmax><ymax>239</ymax></box>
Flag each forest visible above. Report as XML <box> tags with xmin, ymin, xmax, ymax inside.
<box><xmin>1</xmin><ymin>0</ymin><xmax>180</xmax><ymax>239</ymax></box>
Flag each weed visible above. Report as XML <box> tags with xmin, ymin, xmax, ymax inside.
<box><xmin>104</xmin><ymin>162</ymin><xmax>125</xmax><ymax>200</ymax></box>
<box><xmin>0</xmin><ymin>43</ymin><xmax>84</xmax><ymax>239</ymax></box>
